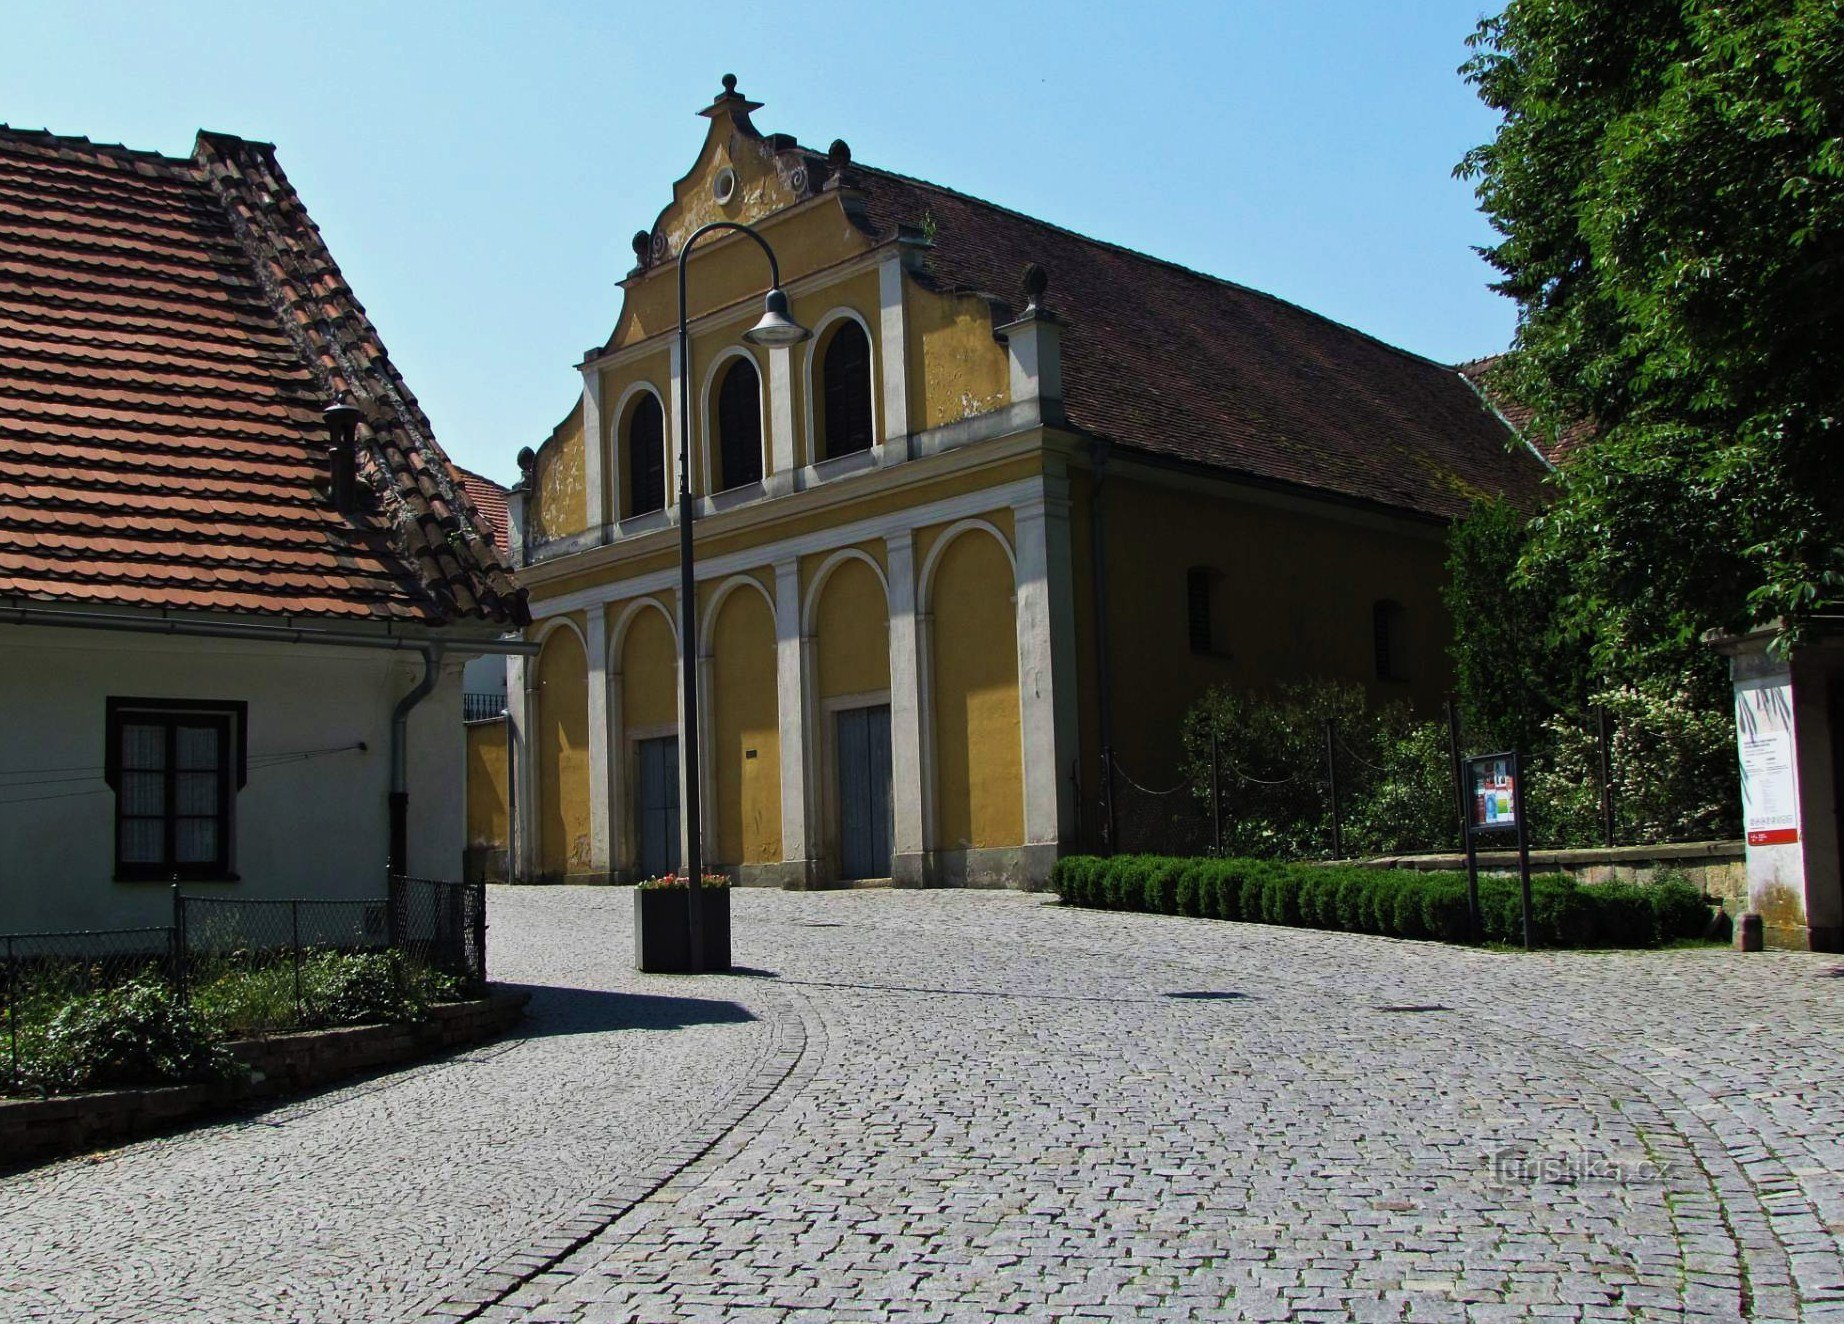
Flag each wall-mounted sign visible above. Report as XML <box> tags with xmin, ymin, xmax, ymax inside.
<box><xmin>1739</xmin><ymin>730</ymin><xmax>1800</xmax><ymax>847</ymax></box>
<box><xmin>1470</xmin><ymin>755</ymin><xmax>1518</xmax><ymax>830</ymax></box>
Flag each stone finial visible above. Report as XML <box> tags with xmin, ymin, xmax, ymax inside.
<box><xmin>722</xmin><ymin>73</ymin><xmax>738</xmax><ymax>95</ymax></box>
<box><xmin>631</xmin><ymin>230</ymin><xmax>651</xmax><ymax>268</ymax></box>
<box><xmin>825</xmin><ymin>139</ymin><xmax>853</xmax><ymax>190</ymax></box>
<box><xmin>516</xmin><ymin>446</ymin><xmax>535</xmax><ymax>490</ymax></box>
<box><xmin>1021</xmin><ymin>262</ymin><xmax>1049</xmax><ymax>313</ymax></box>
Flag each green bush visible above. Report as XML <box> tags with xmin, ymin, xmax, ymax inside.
<box><xmin>1053</xmin><ymin>855</ymin><xmax>1715</xmax><ymax>950</ymax></box>
<box><xmin>34</xmin><ymin>977</ymin><xmax>235</xmax><ymax>1092</ymax></box>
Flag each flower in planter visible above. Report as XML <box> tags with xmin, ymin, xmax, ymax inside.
<box><xmin>635</xmin><ymin>873</ymin><xmax>731</xmax><ymax>890</ymax></box>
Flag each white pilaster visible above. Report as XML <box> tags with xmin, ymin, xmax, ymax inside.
<box><xmin>1013</xmin><ymin>484</ymin><xmax>1078</xmax><ymax>848</ymax></box>
<box><xmin>607</xmin><ymin>669</ymin><xmax>627</xmax><ymax>879</ymax></box>
<box><xmin>996</xmin><ymin>308</ymin><xmax>1065</xmax><ymax>423</ymax></box>
<box><xmin>886</xmin><ymin>530</ymin><xmax>929</xmax><ymax>883</ymax></box>
<box><xmin>585</xmin><ymin>603</ymin><xmax>611</xmax><ymax>879</ymax></box>
<box><xmin>767</xmin><ymin>344</ymin><xmax>799</xmax><ymax>493</ymax></box>
<box><xmin>773</xmin><ymin>558</ymin><xmax>812</xmax><ymax>869</ymax></box>
<box><xmin>666</xmin><ymin>340</ymin><xmax>684</xmax><ymax>503</ymax></box>
<box><xmin>581</xmin><ymin>370</ymin><xmax>606</xmax><ymax>535</ymax></box>
<box><xmin>506</xmin><ymin>650</ymin><xmax>539</xmax><ymax>881</ymax></box>
<box><xmin>877</xmin><ymin>256</ymin><xmax>910</xmax><ymax>452</ymax></box>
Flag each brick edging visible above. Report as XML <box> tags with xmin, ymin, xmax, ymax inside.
<box><xmin>1</xmin><ymin>989</ymin><xmax>529</xmax><ymax>1173</ymax></box>
<box><xmin>407</xmin><ymin>987</ymin><xmax>814</xmax><ymax>1323</ymax></box>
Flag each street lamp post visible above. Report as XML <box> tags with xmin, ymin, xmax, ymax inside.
<box><xmin>675</xmin><ymin>219</ymin><xmax>809</xmax><ymax>972</ymax></box>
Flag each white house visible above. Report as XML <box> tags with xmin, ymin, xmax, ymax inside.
<box><xmin>0</xmin><ymin>126</ymin><xmax>532</xmax><ymax>934</ymax></box>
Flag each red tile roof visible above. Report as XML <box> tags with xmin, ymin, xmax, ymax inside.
<box><xmin>0</xmin><ymin>126</ymin><xmax>527</xmax><ymax>625</ymax></box>
<box><xmin>846</xmin><ymin>167</ymin><xmax>1549</xmax><ymax>519</ymax></box>
<box><xmin>1457</xmin><ymin>356</ymin><xmax>1593</xmax><ymax>466</ymax></box>
<box><xmin>454</xmin><ymin>467</ymin><xmax>510</xmax><ymax>558</ymax></box>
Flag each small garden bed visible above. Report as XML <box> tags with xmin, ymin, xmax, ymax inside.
<box><xmin>7</xmin><ymin>951</ymin><xmax>471</xmax><ymax>1099</ymax></box>
<box><xmin>1054</xmin><ymin>854</ymin><xmax>1717</xmax><ymax>948</ymax></box>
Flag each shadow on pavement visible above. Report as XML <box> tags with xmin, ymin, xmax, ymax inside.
<box><xmin>512</xmin><ymin>985</ymin><xmax>758</xmax><ymax>1036</ymax></box>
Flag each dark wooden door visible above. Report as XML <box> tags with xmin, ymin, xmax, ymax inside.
<box><xmin>636</xmin><ymin>736</ymin><xmax>681</xmax><ymax>879</ymax></box>
<box><xmin>836</xmin><ymin>705</ymin><xmax>892</xmax><ymax>880</ymax></box>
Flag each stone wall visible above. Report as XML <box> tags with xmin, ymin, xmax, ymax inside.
<box><xmin>1359</xmin><ymin>841</ymin><xmax>1748</xmax><ymax>913</ymax></box>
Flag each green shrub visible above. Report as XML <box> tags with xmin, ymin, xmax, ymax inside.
<box><xmin>1052</xmin><ymin>854</ymin><xmax>1716</xmax><ymax>950</ymax></box>
<box><xmin>35</xmin><ymin>977</ymin><xmax>234</xmax><ymax>1092</ymax></box>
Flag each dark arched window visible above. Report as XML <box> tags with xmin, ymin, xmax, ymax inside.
<box><xmin>626</xmin><ymin>392</ymin><xmax>665</xmax><ymax>517</ymax></box>
<box><xmin>715</xmin><ymin>356</ymin><xmax>763</xmax><ymax>491</ymax></box>
<box><xmin>820</xmin><ymin>320</ymin><xmax>874</xmax><ymax>459</ymax></box>
<box><xmin>1373</xmin><ymin>600</ymin><xmax>1407</xmax><ymax>680</ymax></box>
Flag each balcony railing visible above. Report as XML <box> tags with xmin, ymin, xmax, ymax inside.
<box><xmin>463</xmin><ymin>692</ymin><xmax>507</xmax><ymax>723</ymax></box>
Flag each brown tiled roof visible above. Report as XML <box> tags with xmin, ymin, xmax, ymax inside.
<box><xmin>1457</xmin><ymin>356</ymin><xmax>1593</xmax><ymax>466</ymax></box>
<box><xmin>839</xmin><ymin>165</ymin><xmax>1550</xmax><ymax>519</ymax></box>
<box><xmin>0</xmin><ymin>125</ymin><xmax>527</xmax><ymax>624</ymax></box>
<box><xmin>454</xmin><ymin>467</ymin><xmax>510</xmax><ymax>558</ymax></box>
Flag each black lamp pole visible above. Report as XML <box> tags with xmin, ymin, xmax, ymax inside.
<box><xmin>674</xmin><ymin>219</ymin><xmax>809</xmax><ymax>972</ymax></box>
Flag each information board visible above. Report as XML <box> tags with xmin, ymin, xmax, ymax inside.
<box><xmin>1739</xmin><ymin>730</ymin><xmax>1800</xmax><ymax>847</ymax></box>
<box><xmin>1470</xmin><ymin>755</ymin><xmax>1518</xmax><ymax>830</ymax></box>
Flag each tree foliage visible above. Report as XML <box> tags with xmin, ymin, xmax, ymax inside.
<box><xmin>1460</xmin><ymin>0</ymin><xmax>1844</xmax><ymax>666</ymax></box>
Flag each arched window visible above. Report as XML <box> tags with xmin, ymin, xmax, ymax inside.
<box><xmin>715</xmin><ymin>356</ymin><xmax>763</xmax><ymax>491</ymax></box>
<box><xmin>626</xmin><ymin>392</ymin><xmax>665</xmax><ymax>517</ymax></box>
<box><xmin>820</xmin><ymin>320</ymin><xmax>874</xmax><ymax>459</ymax></box>
<box><xmin>1373</xmin><ymin>599</ymin><xmax>1407</xmax><ymax>680</ymax></box>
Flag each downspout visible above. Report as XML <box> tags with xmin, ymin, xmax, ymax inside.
<box><xmin>1088</xmin><ymin>436</ymin><xmax>1117</xmax><ymax>854</ymax></box>
<box><xmin>389</xmin><ymin>643</ymin><xmax>443</xmax><ymax>878</ymax></box>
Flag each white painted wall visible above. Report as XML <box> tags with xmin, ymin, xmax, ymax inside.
<box><xmin>0</xmin><ymin>625</ymin><xmax>472</xmax><ymax>934</ymax></box>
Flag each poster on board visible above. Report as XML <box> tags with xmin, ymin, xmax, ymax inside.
<box><xmin>1739</xmin><ymin>730</ymin><xmax>1799</xmax><ymax>846</ymax></box>
<box><xmin>1470</xmin><ymin>756</ymin><xmax>1518</xmax><ymax>830</ymax></box>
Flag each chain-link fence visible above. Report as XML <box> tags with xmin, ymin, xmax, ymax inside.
<box><xmin>4</xmin><ymin>877</ymin><xmax>486</xmax><ymax>1090</ymax></box>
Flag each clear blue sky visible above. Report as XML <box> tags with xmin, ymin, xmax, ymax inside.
<box><xmin>4</xmin><ymin>1</ymin><xmax>1512</xmax><ymax>485</ymax></box>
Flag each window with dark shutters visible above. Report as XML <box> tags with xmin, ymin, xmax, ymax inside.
<box><xmin>627</xmin><ymin>392</ymin><xmax>666</xmax><ymax>516</ymax></box>
<box><xmin>105</xmin><ymin>698</ymin><xmax>245</xmax><ymax>881</ymax></box>
<box><xmin>716</xmin><ymin>356</ymin><xmax>764</xmax><ymax>490</ymax></box>
<box><xmin>1187</xmin><ymin>566</ymin><xmax>1213</xmax><ymax>654</ymax></box>
<box><xmin>821</xmin><ymin>320</ymin><xmax>874</xmax><ymax>460</ymax></box>
<box><xmin>1373</xmin><ymin>600</ymin><xmax>1406</xmax><ymax>680</ymax></box>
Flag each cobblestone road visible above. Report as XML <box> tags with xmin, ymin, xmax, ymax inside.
<box><xmin>4</xmin><ymin>887</ymin><xmax>1842</xmax><ymax>1322</ymax></box>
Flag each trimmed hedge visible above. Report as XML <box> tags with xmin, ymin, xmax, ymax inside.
<box><xmin>1053</xmin><ymin>854</ymin><xmax>1712</xmax><ymax>949</ymax></box>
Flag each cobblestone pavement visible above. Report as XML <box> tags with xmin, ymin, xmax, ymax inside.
<box><xmin>0</xmin><ymin>887</ymin><xmax>771</xmax><ymax>1323</ymax></box>
<box><xmin>6</xmin><ymin>887</ymin><xmax>1844</xmax><ymax>1322</ymax></box>
<box><xmin>481</xmin><ymin>888</ymin><xmax>1844</xmax><ymax>1324</ymax></box>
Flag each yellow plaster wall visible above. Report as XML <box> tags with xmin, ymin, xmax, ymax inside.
<box><xmin>909</xmin><ymin>287</ymin><xmax>1009</xmax><ymax>431</ymax></box>
<box><xmin>532</xmin><ymin>410</ymin><xmax>587</xmax><ymax>544</ymax></box>
<box><xmin>928</xmin><ymin>529</ymin><xmax>1024</xmax><ymax>850</ymax></box>
<box><xmin>710</xmin><ymin>587</ymin><xmax>783</xmax><ymax>866</ymax></box>
<box><xmin>616</xmin><ymin>202</ymin><xmax>875</xmax><ymax>347</ymax></box>
<box><xmin>1096</xmin><ymin>474</ymin><xmax>1453</xmax><ymax>789</ymax></box>
<box><xmin>536</xmin><ymin>623</ymin><xmax>591</xmax><ymax>879</ymax></box>
<box><xmin>620</xmin><ymin>603</ymin><xmax>679</xmax><ymax>729</ymax></box>
<box><xmin>813</xmin><ymin>556</ymin><xmax>891</xmax><ymax>699</ymax></box>
<box><xmin>465</xmin><ymin>720</ymin><xmax>508</xmax><ymax>851</ymax></box>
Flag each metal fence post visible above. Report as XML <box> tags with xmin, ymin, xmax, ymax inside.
<box><xmin>1597</xmin><ymin>708</ymin><xmax>1616</xmax><ymax>849</ymax></box>
<box><xmin>1445</xmin><ymin>698</ymin><xmax>1467</xmax><ymax>851</ymax></box>
<box><xmin>171</xmin><ymin>885</ymin><xmax>187</xmax><ymax>1006</ymax></box>
<box><xmin>1323</xmin><ymin>718</ymin><xmax>1343</xmax><ymax>860</ymax></box>
<box><xmin>472</xmin><ymin>879</ymin><xmax>488</xmax><ymax>991</ymax></box>
<box><xmin>290</xmin><ymin>900</ymin><xmax>302</xmax><ymax>1021</ymax></box>
<box><xmin>6</xmin><ymin>935</ymin><xmax>16</xmax><ymax>1087</ymax></box>
<box><xmin>1100</xmin><ymin>747</ymin><xmax>1117</xmax><ymax>856</ymax></box>
<box><xmin>1209</xmin><ymin>734</ymin><xmax>1223</xmax><ymax>856</ymax></box>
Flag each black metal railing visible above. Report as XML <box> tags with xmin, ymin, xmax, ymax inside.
<box><xmin>463</xmin><ymin>692</ymin><xmax>507</xmax><ymax>722</ymax></box>
<box><xmin>3</xmin><ymin>876</ymin><xmax>486</xmax><ymax>1091</ymax></box>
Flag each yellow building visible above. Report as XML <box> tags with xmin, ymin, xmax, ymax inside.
<box><xmin>506</xmin><ymin>78</ymin><xmax>1547</xmax><ymax>888</ymax></box>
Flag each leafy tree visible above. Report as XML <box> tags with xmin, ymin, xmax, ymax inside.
<box><xmin>1443</xmin><ymin>497</ymin><xmax>1589</xmax><ymax>754</ymax></box>
<box><xmin>1459</xmin><ymin>1</ymin><xmax>1844</xmax><ymax>669</ymax></box>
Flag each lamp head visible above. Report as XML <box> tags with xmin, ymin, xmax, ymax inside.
<box><xmin>742</xmin><ymin>286</ymin><xmax>810</xmax><ymax>347</ymax></box>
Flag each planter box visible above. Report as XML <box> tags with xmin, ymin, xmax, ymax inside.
<box><xmin>634</xmin><ymin>886</ymin><xmax>732</xmax><ymax>973</ymax></box>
